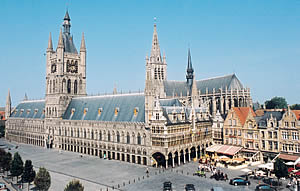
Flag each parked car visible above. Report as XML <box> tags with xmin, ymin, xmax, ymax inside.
<box><xmin>185</xmin><ymin>184</ymin><xmax>196</xmax><ymax>191</ymax></box>
<box><xmin>263</xmin><ymin>178</ymin><xmax>282</xmax><ymax>186</ymax></box>
<box><xmin>163</xmin><ymin>181</ymin><xmax>172</xmax><ymax>191</ymax></box>
<box><xmin>255</xmin><ymin>184</ymin><xmax>277</xmax><ymax>191</ymax></box>
<box><xmin>229</xmin><ymin>177</ymin><xmax>250</xmax><ymax>186</ymax></box>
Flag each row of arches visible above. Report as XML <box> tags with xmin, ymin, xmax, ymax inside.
<box><xmin>47</xmin><ymin>78</ymin><xmax>83</xmax><ymax>95</ymax></box>
<box><xmin>152</xmin><ymin>143</ymin><xmax>212</xmax><ymax>168</ymax></box>
<box><xmin>46</xmin><ymin>107</ymin><xmax>57</xmax><ymax>117</ymax></box>
<box><xmin>58</xmin><ymin>128</ymin><xmax>148</xmax><ymax>146</ymax></box>
<box><xmin>60</xmin><ymin>140</ymin><xmax>148</xmax><ymax>165</ymax></box>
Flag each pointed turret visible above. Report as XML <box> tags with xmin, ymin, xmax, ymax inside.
<box><xmin>150</xmin><ymin>22</ymin><xmax>161</xmax><ymax>62</ymax></box>
<box><xmin>24</xmin><ymin>93</ymin><xmax>28</xmax><ymax>101</ymax></box>
<box><xmin>47</xmin><ymin>32</ymin><xmax>53</xmax><ymax>52</ymax></box>
<box><xmin>186</xmin><ymin>48</ymin><xmax>194</xmax><ymax>86</ymax></box>
<box><xmin>57</xmin><ymin>28</ymin><xmax>64</xmax><ymax>49</ymax></box>
<box><xmin>63</xmin><ymin>11</ymin><xmax>71</xmax><ymax>35</ymax></box>
<box><xmin>5</xmin><ymin>89</ymin><xmax>11</xmax><ymax>120</ymax></box>
<box><xmin>80</xmin><ymin>32</ymin><xmax>86</xmax><ymax>52</ymax></box>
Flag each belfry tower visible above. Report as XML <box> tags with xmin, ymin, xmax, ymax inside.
<box><xmin>45</xmin><ymin>11</ymin><xmax>87</xmax><ymax>118</ymax></box>
<box><xmin>145</xmin><ymin>22</ymin><xmax>167</xmax><ymax>123</ymax></box>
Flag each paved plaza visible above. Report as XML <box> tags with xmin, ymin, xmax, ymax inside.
<box><xmin>0</xmin><ymin>138</ymin><xmax>290</xmax><ymax>191</ymax></box>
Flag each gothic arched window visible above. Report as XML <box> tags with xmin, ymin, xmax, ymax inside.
<box><xmin>108</xmin><ymin>131</ymin><xmax>111</xmax><ymax>141</ymax></box>
<box><xmin>99</xmin><ymin>131</ymin><xmax>102</xmax><ymax>141</ymax></box>
<box><xmin>62</xmin><ymin>79</ymin><xmax>66</xmax><ymax>93</ymax></box>
<box><xmin>84</xmin><ymin>130</ymin><xmax>87</xmax><ymax>139</ymax></box>
<box><xmin>74</xmin><ymin>80</ymin><xmax>78</xmax><ymax>94</ymax></box>
<box><xmin>77</xmin><ymin>129</ymin><xmax>80</xmax><ymax>138</ymax></box>
<box><xmin>91</xmin><ymin>130</ymin><xmax>94</xmax><ymax>139</ymax></box>
<box><xmin>117</xmin><ymin>131</ymin><xmax>120</xmax><ymax>143</ymax></box>
<box><xmin>127</xmin><ymin>132</ymin><xmax>130</xmax><ymax>144</ymax></box>
<box><xmin>137</xmin><ymin>133</ymin><xmax>141</xmax><ymax>145</ymax></box>
<box><xmin>67</xmin><ymin>79</ymin><xmax>71</xmax><ymax>94</ymax></box>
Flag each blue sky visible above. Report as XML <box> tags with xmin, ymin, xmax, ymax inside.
<box><xmin>1</xmin><ymin>0</ymin><xmax>300</xmax><ymax>107</ymax></box>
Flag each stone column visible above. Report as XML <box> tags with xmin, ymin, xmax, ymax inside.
<box><xmin>165</xmin><ymin>157</ymin><xmax>168</xmax><ymax>169</ymax></box>
<box><xmin>178</xmin><ymin>154</ymin><xmax>181</xmax><ymax>166</ymax></box>
<box><xmin>172</xmin><ymin>157</ymin><xmax>175</xmax><ymax>168</ymax></box>
<box><xmin>212</xmin><ymin>96</ymin><xmax>216</xmax><ymax>117</ymax></box>
<box><xmin>188</xmin><ymin>151</ymin><xmax>191</xmax><ymax>162</ymax></box>
<box><xmin>220</xmin><ymin>96</ymin><xmax>224</xmax><ymax>114</ymax></box>
<box><xmin>183</xmin><ymin>152</ymin><xmax>186</xmax><ymax>164</ymax></box>
<box><xmin>195</xmin><ymin>149</ymin><xmax>198</xmax><ymax>159</ymax></box>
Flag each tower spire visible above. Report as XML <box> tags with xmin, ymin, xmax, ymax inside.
<box><xmin>186</xmin><ymin>48</ymin><xmax>194</xmax><ymax>86</ymax></box>
<box><xmin>47</xmin><ymin>32</ymin><xmax>53</xmax><ymax>51</ymax></box>
<box><xmin>5</xmin><ymin>89</ymin><xmax>11</xmax><ymax>120</ymax></box>
<box><xmin>150</xmin><ymin>20</ymin><xmax>161</xmax><ymax>62</ymax></box>
<box><xmin>57</xmin><ymin>28</ymin><xmax>64</xmax><ymax>49</ymax></box>
<box><xmin>63</xmin><ymin>10</ymin><xmax>71</xmax><ymax>34</ymax></box>
<box><xmin>80</xmin><ymin>32</ymin><xmax>86</xmax><ymax>51</ymax></box>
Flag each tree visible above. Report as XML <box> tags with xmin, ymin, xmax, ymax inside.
<box><xmin>2</xmin><ymin>152</ymin><xmax>12</xmax><ymax>174</ymax></box>
<box><xmin>64</xmin><ymin>179</ymin><xmax>84</xmax><ymax>191</ymax></box>
<box><xmin>10</xmin><ymin>152</ymin><xmax>23</xmax><ymax>181</ymax></box>
<box><xmin>274</xmin><ymin>158</ymin><xmax>288</xmax><ymax>184</ymax></box>
<box><xmin>265</xmin><ymin>97</ymin><xmax>287</xmax><ymax>109</ymax></box>
<box><xmin>34</xmin><ymin>167</ymin><xmax>51</xmax><ymax>191</ymax></box>
<box><xmin>22</xmin><ymin>160</ymin><xmax>36</xmax><ymax>191</ymax></box>
<box><xmin>291</xmin><ymin>104</ymin><xmax>300</xmax><ymax>110</ymax></box>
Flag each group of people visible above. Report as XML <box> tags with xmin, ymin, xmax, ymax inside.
<box><xmin>210</xmin><ymin>169</ymin><xmax>228</xmax><ymax>181</ymax></box>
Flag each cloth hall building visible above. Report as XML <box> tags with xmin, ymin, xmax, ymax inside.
<box><xmin>5</xmin><ymin>12</ymin><xmax>252</xmax><ymax>167</ymax></box>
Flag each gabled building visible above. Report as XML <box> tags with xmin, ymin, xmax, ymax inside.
<box><xmin>5</xmin><ymin>11</ymin><xmax>251</xmax><ymax>167</ymax></box>
<box><xmin>223</xmin><ymin>107</ymin><xmax>259</xmax><ymax>149</ymax></box>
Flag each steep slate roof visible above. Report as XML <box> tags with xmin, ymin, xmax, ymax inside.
<box><xmin>163</xmin><ymin>74</ymin><xmax>243</xmax><ymax>97</ymax></box>
<box><xmin>62</xmin><ymin>33</ymin><xmax>78</xmax><ymax>54</ymax></box>
<box><xmin>10</xmin><ymin>100</ymin><xmax>45</xmax><ymax>119</ymax></box>
<box><xmin>62</xmin><ymin>93</ymin><xmax>145</xmax><ymax>123</ymax></box>
<box><xmin>159</xmin><ymin>99</ymin><xmax>182</xmax><ymax>107</ymax></box>
<box><xmin>292</xmin><ymin>110</ymin><xmax>300</xmax><ymax>120</ymax></box>
<box><xmin>255</xmin><ymin>111</ymin><xmax>283</xmax><ymax>126</ymax></box>
<box><xmin>233</xmin><ymin>107</ymin><xmax>256</xmax><ymax>126</ymax></box>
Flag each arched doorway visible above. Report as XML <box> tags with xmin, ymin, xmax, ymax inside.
<box><xmin>180</xmin><ymin>150</ymin><xmax>184</xmax><ymax>164</ymax></box>
<box><xmin>197</xmin><ymin>146</ymin><xmax>201</xmax><ymax>158</ymax></box>
<box><xmin>174</xmin><ymin>151</ymin><xmax>179</xmax><ymax>166</ymax></box>
<box><xmin>190</xmin><ymin>147</ymin><xmax>196</xmax><ymax>159</ymax></box>
<box><xmin>152</xmin><ymin>152</ymin><xmax>166</xmax><ymax>168</ymax></box>
<box><xmin>185</xmin><ymin>148</ymin><xmax>189</xmax><ymax>162</ymax></box>
<box><xmin>167</xmin><ymin>153</ymin><xmax>173</xmax><ymax>168</ymax></box>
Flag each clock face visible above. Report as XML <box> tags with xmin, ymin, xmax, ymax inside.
<box><xmin>51</xmin><ymin>64</ymin><xmax>56</xmax><ymax>73</ymax></box>
<box><xmin>67</xmin><ymin>61</ymin><xmax>78</xmax><ymax>73</ymax></box>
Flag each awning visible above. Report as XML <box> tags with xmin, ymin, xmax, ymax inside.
<box><xmin>278</xmin><ymin>153</ymin><xmax>300</xmax><ymax>162</ymax></box>
<box><xmin>206</xmin><ymin>144</ymin><xmax>242</xmax><ymax>156</ymax></box>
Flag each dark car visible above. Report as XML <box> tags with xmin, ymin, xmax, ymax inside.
<box><xmin>163</xmin><ymin>181</ymin><xmax>172</xmax><ymax>191</ymax></box>
<box><xmin>229</xmin><ymin>177</ymin><xmax>250</xmax><ymax>186</ymax></box>
<box><xmin>263</xmin><ymin>178</ymin><xmax>282</xmax><ymax>186</ymax></box>
<box><xmin>255</xmin><ymin>184</ymin><xmax>277</xmax><ymax>191</ymax></box>
<box><xmin>185</xmin><ymin>184</ymin><xmax>195</xmax><ymax>191</ymax></box>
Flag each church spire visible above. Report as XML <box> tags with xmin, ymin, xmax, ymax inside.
<box><xmin>150</xmin><ymin>21</ymin><xmax>161</xmax><ymax>62</ymax></box>
<box><xmin>57</xmin><ymin>28</ymin><xmax>64</xmax><ymax>49</ymax></box>
<box><xmin>80</xmin><ymin>32</ymin><xmax>86</xmax><ymax>51</ymax></box>
<box><xmin>63</xmin><ymin>10</ymin><xmax>71</xmax><ymax>35</ymax></box>
<box><xmin>5</xmin><ymin>89</ymin><xmax>11</xmax><ymax>120</ymax></box>
<box><xmin>47</xmin><ymin>32</ymin><xmax>53</xmax><ymax>51</ymax></box>
<box><xmin>186</xmin><ymin>48</ymin><xmax>194</xmax><ymax>86</ymax></box>
<box><xmin>24</xmin><ymin>93</ymin><xmax>28</xmax><ymax>101</ymax></box>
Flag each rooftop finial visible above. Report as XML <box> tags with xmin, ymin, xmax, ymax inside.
<box><xmin>80</xmin><ymin>32</ymin><xmax>86</xmax><ymax>51</ymax></box>
<box><xmin>57</xmin><ymin>28</ymin><xmax>64</xmax><ymax>49</ymax></box>
<box><xmin>47</xmin><ymin>32</ymin><xmax>53</xmax><ymax>51</ymax></box>
<box><xmin>150</xmin><ymin>17</ymin><xmax>161</xmax><ymax>61</ymax></box>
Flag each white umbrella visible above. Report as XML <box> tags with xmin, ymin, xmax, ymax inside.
<box><xmin>219</xmin><ymin>155</ymin><xmax>229</xmax><ymax>159</ymax></box>
<box><xmin>286</xmin><ymin>161</ymin><xmax>295</xmax><ymax>166</ymax></box>
<box><xmin>241</xmin><ymin>168</ymin><xmax>252</xmax><ymax>173</ymax></box>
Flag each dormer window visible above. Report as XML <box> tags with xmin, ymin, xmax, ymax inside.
<box><xmin>34</xmin><ymin>109</ymin><xmax>38</xmax><ymax>114</ymax></box>
<box><xmin>115</xmin><ymin>107</ymin><xmax>119</xmax><ymax>116</ymax></box>
<box><xmin>83</xmin><ymin>108</ymin><xmax>88</xmax><ymax>115</ymax></box>
<box><xmin>98</xmin><ymin>108</ymin><xmax>103</xmax><ymax>116</ymax></box>
<box><xmin>20</xmin><ymin>109</ymin><xmax>24</xmax><ymax>115</ymax></box>
<box><xmin>182</xmin><ymin>113</ymin><xmax>185</xmax><ymax>120</ymax></box>
<box><xmin>134</xmin><ymin>107</ymin><xmax>139</xmax><ymax>116</ymax></box>
<box><xmin>173</xmin><ymin>113</ymin><xmax>177</xmax><ymax>121</ymax></box>
<box><xmin>71</xmin><ymin>108</ymin><xmax>75</xmax><ymax>115</ymax></box>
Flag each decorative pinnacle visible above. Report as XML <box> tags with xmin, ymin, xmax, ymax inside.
<box><xmin>47</xmin><ymin>32</ymin><xmax>53</xmax><ymax>51</ymax></box>
<box><xmin>80</xmin><ymin>32</ymin><xmax>86</xmax><ymax>51</ymax></box>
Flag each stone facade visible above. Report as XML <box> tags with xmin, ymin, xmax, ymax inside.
<box><xmin>5</xmin><ymin>11</ymin><xmax>252</xmax><ymax>167</ymax></box>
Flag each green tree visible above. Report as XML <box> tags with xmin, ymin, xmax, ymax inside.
<box><xmin>64</xmin><ymin>179</ymin><xmax>84</xmax><ymax>191</ymax></box>
<box><xmin>34</xmin><ymin>167</ymin><xmax>51</xmax><ymax>191</ymax></box>
<box><xmin>22</xmin><ymin>160</ymin><xmax>36</xmax><ymax>191</ymax></box>
<box><xmin>265</xmin><ymin>97</ymin><xmax>288</xmax><ymax>109</ymax></box>
<box><xmin>2</xmin><ymin>152</ymin><xmax>12</xmax><ymax>174</ymax></box>
<box><xmin>274</xmin><ymin>158</ymin><xmax>288</xmax><ymax>184</ymax></box>
<box><xmin>291</xmin><ymin>104</ymin><xmax>300</xmax><ymax>110</ymax></box>
<box><xmin>10</xmin><ymin>152</ymin><xmax>24</xmax><ymax>181</ymax></box>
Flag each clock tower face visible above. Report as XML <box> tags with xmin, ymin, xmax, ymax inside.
<box><xmin>67</xmin><ymin>61</ymin><xmax>78</xmax><ymax>73</ymax></box>
<box><xmin>51</xmin><ymin>64</ymin><xmax>56</xmax><ymax>73</ymax></box>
